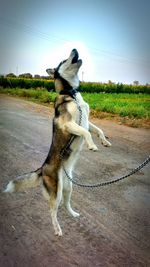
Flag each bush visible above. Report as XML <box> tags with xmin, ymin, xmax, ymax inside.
<box><xmin>80</xmin><ymin>82</ymin><xmax>150</xmax><ymax>94</ymax></box>
<box><xmin>0</xmin><ymin>77</ymin><xmax>54</xmax><ymax>91</ymax></box>
<box><xmin>0</xmin><ymin>77</ymin><xmax>149</xmax><ymax>94</ymax></box>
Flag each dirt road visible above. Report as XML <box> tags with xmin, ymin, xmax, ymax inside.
<box><xmin>0</xmin><ymin>95</ymin><xmax>150</xmax><ymax>267</ymax></box>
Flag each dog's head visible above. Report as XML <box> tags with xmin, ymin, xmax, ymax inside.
<box><xmin>46</xmin><ymin>49</ymin><xmax>82</xmax><ymax>92</ymax></box>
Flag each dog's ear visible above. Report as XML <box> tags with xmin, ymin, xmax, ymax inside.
<box><xmin>46</xmin><ymin>68</ymin><xmax>55</xmax><ymax>79</ymax></box>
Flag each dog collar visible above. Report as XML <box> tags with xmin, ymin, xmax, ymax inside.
<box><xmin>60</xmin><ymin>88</ymin><xmax>79</xmax><ymax>99</ymax></box>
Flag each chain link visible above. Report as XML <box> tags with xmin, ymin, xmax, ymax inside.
<box><xmin>73</xmin><ymin>94</ymin><xmax>83</xmax><ymax>125</ymax></box>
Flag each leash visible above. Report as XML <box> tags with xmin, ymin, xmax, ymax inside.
<box><xmin>61</xmin><ymin>91</ymin><xmax>150</xmax><ymax>188</ymax></box>
<box><xmin>63</xmin><ymin>155</ymin><xmax>150</xmax><ymax>188</ymax></box>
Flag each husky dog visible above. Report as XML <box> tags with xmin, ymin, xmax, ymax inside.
<box><xmin>4</xmin><ymin>49</ymin><xmax>111</xmax><ymax>236</ymax></box>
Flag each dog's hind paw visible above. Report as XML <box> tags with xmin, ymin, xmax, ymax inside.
<box><xmin>4</xmin><ymin>181</ymin><xmax>15</xmax><ymax>193</ymax></box>
<box><xmin>54</xmin><ymin>226</ymin><xmax>62</xmax><ymax>237</ymax></box>
<box><xmin>67</xmin><ymin>207</ymin><xmax>80</xmax><ymax>218</ymax></box>
<box><xmin>71</xmin><ymin>211</ymin><xmax>80</xmax><ymax>218</ymax></box>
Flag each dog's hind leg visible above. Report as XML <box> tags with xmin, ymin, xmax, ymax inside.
<box><xmin>63</xmin><ymin>169</ymin><xmax>80</xmax><ymax>218</ymax></box>
<box><xmin>49</xmin><ymin>192</ymin><xmax>62</xmax><ymax>236</ymax></box>
<box><xmin>43</xmin><ymin>175</ymin><xmax>63</xmax><ymax>236</ymax></box>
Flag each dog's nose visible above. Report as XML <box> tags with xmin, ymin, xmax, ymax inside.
<box><xmin>72</xmin><ymin>48</ymin><xmax>77</xmax><ymax>53</ymax></box>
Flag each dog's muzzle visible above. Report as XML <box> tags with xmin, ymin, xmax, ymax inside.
<box><xmin>71</xmin><ymin>49</ymin><xmax>79</xmax><ymax>64</ymax></box>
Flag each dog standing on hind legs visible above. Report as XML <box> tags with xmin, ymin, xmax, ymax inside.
<box><xmin>4</xmin><ymin>49</ymin><xmax>111</xmax><ymax>236</ymax></box>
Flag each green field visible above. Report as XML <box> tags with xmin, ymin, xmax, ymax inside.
<box><xmin>0</xmin><ymin>87</ymin><xmax>149</xmax><ymax>120</ymax></box>
<box><xmin>83</xmin><ymin>93</ymin><xmax>150</xmax><ymax>118</ymax></box>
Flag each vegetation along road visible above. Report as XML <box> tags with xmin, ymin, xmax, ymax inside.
<box><xmin>0</xmin><ymin>86</ymin><xmax>150</xmax><ymax>128</ymax></box>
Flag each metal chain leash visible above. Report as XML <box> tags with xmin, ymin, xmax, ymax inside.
<box><xmin>62</xmin><ymin>93</ymin><xmax>150</xmax><ymax>188</ymax></box>
<box><xmin>63</xmin><ymin>155</ymin><xmax>150</xmax><ymax>188</ymax></box>
<box><xmin>73</xmin><ymin>94</ymin><xmax>83</xmax><ymax>125</ymax></box>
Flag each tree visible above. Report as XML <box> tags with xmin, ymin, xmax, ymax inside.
<box><xmin>108</xmin><ymin>80</ymin><xmax>115</xmax><ymax>85</ymax></box>
<box><xmin>133</xmin><ymin>80</ymin><xmax>139</xmax><ymax>86</ymax></box>
<box><xmin>19</xmin><ymin>73</ymin><xmax>32</xmax><ymax>78</ymax></box>
<box><xmin>6</xmin><ymin>73</ymin><xmax>16</xmax><ymax>78</ymax></box>
<box><xmin>34</xmin><ymin>74</ymin><xmax>41</xmax><ymax>79</ymax></box>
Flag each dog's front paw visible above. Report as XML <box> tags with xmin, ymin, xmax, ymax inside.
<box><xmin>88</xmin><ymin>144</ymin><xmax>98</xmax><ymax>151</ymax></box>
<box><xmin>102</xmin><ymin>139</ymin><xmax>111</xmax><ymax>147</ymax></box>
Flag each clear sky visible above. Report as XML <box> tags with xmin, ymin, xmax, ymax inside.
<box><xmin>0</xmin><ymin>0</ymin><xmax>150</xmax><ymax>84</ymax></box>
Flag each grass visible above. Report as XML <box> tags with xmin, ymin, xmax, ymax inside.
<box><xmin>0</xmin><ymin>87</ymin><xmax>150</xmax><ymax>127</ymax></box>
<box><xmin>83</xmin><ymin>93</ymin><xmax>150</xmax><ymax>119</ymax></box>
<box><xmin>0</xmin><ymin>87</ymin><xmax>57</xmax><ymax>103</ymax></box>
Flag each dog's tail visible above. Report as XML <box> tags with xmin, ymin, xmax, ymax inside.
<box><xmin>4</xmin><ymin>168</ymin><xmax>42</xmax><ymax>193</ymax></box>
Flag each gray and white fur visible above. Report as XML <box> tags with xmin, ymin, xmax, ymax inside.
<box><xmin>4</xmin><ymin>49</ymin><xmax>111</xmax><ymax>236</ymax></box>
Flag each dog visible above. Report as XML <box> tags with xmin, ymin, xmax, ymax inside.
<box><xmin>4</xmin><ymin>49</ymin><xmax>111</xmax><ymax>236</ymax></box>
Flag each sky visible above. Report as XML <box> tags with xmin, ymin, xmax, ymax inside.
<box><xmin>0</xmin><ymin>0</ymin><xmax>150</xmax><ymax>84</ymax></box>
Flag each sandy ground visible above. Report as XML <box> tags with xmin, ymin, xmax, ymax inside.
<box><xmin>0</xmin><ymin>95</ymin><xmax>150</xmax><ymax>267</ymax></box>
